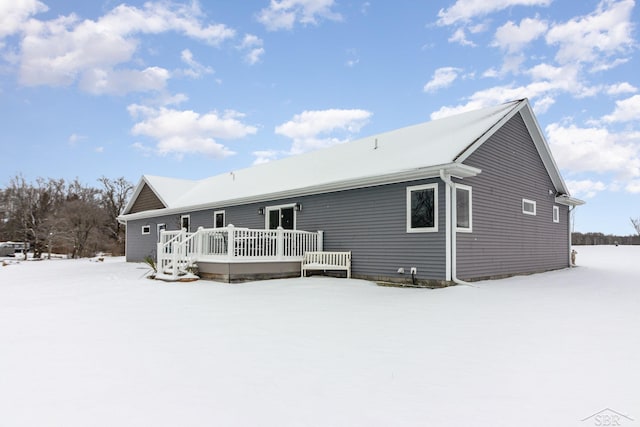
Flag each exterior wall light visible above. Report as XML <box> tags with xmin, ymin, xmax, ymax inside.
<box><xmin>258</xmin><ymin>208</ymin><xmax>264</xmax><ymax>215</ymax></box>
<box><xmin>295</xmin><ymin>203</ymin><xmax>302</xmax><ymax>212</ymax></box>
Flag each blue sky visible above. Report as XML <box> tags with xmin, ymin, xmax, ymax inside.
<box><xmin>1</xmin><ymin>0</ymin><xmax>639</xmax><ymax>235</ymax></box>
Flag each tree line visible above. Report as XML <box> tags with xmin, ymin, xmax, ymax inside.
<box><xmin>0</xmin><ymin>175</ymin><xmax>133</xmax><ymax>258</ymax></box>
<box><xmin>572</xmin><ymin>231</ymin><xmax>640</xmax><ymax>246</ymax></box>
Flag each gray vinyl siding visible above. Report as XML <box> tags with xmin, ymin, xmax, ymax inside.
<box><xmin>455</xmin><ymin>112</ymin><xmax>570</xmax><ymax>280</ymax></box>
<box><xmin>126</xmin><ymin>179</ymin><xmax>447</xmax><ymax>281</ymax></box>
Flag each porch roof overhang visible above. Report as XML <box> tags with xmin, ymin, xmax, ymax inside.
<box><xmin>118</xmin><ymin>162</ymin><xmax>481</xmax><ymax>222</ymax></box>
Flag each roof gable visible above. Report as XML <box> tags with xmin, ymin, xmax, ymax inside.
<box><xmin>454</xmin><ymin>99</ymin><xmax>569</xmax><ymax>195</ymax></box>
<box><xmin>122</xmin><ymin>175</ymin><xmax>194</xmax><ymax>215</ymax></box>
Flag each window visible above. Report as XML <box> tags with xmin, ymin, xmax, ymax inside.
<box><xmin>522</xmin><ymin>199</ymin><xmax>536</xmax><ymax>216</ymax></box>
<box><xmin>141</xmin><ymin>225</ymin><xmax>151</xmax><ymax>235</ymax></box>
<box><xmin>553</xmin><ymin>206</ymin><xmax>560</xmax><ymax>223</ymax></box>
<box><xmin>266</xmin><ymin>205</ymin><xmax>295</xmax><ymax>230</ymax></box>
<box><xmin>181</xmin><ymin>215</ymin><xmax>190</xmax><ymax>231</ymax></box>
<box><xmin>157</xmin><ymin>223</ymin><xmax>166</xmax><ymax>242</ymax></box>
<box><xmin>407</xmin><ymin>183</ymin><xmax>438</xmax><ymax>233</ymax></box>
<box><xmin>456</xmin><ymin>184</ymin><xmax>472</xmax><ymax>232</ymax></box>
<box><xmin>214</xmin><ymin>211</ymin><xmax>225</xmax><ymax>228</ymax></box>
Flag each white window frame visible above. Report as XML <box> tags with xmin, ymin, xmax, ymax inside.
<box><xmin>141</xmin><ymin>225</ymin><xmax>151</xmax><ymax>235</ymax></box>
<box><xmin>214</xmin><ymin>210</ymin><xmax>226</xmax><ymax>228</ymax></box>
<box><xmin>265</xmin><ymin>203</ymin><xmax>297</xmax><ymax>230</ymax></box>
<box><xmin>157</xmin><ymin>223</ymin><xmax>166</xmax><ymax>242</ymax></box>
<box><xmin>522</xmin><ymin>199</ymin><xmax>536</xmax><ymax>216</ymax></box>
<box><xmin>455</xmin><ymin>184</ymin><xmax>472</xmax><ymax>233</ymax></box>
<box><xmin>406</xmin><ymin>183</ymin><xmax>438</xmax><ymax>233</ymax></box>
<box><xmin>553</xmin><ymin>205</ymin><xmax>560</xmax><ymax>223</ymax></box>
<box><xmin>180</xmin><ymin>214</ymin><xmax>191</xmax><ymax>231</ymax></box>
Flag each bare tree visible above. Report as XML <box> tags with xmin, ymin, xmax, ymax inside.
<box><xmin>2</xmin><ymin>175</ymin><xmax>65</xmax><ymax>257</ymax></box>
<box><xmin>60</xmin><ymin>179</ymin><xmax>107</xmax><ymax>258</ymax></box>
<box><xmin>98</xmin><ymin>176</ymin><xmax>133</xmax><ymax>255</ymax></box>
<box><xmin>631</xmin><ymin>218</ymin><xmax>640</xmax><ymax>236</ymax></box>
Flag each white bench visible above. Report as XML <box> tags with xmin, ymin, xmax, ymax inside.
<box><xmin>301</xmin><ymin>251</ymin><xmax>351</xmax><ymax>278</ymax></box>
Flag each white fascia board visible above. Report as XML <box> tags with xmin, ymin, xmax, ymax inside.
<box><xmin>453</xmin><ymin>100</ymin><xmax>523</xmax><ymax>163</ymax></box>
<box><xmin>120</xmin><ymin>176</ymin><xmax>147</xmax><ymax>216</ymax></box>
<box><xmin>118</xmin><ymin>163</ymin><xmax>481</xmax><ymax>222</ymax></box>
<box><xmin>119</xmin><ymin>175</ymin><xmax>170</xmax><ymax>219</ymax></box>
<box><xmin>454</xmin><ymin>99</ymin><xmax>572</xmax><ymax>197</ymax></box>
<box><xmin>517</xmin><ymin>101</ymin><xmax>570</xmax><ymax>196</ymax></box>
<box><xmin>555</xmin><ymin>195</ymin><xmax>585</xmax><ymax>206</ymax></box>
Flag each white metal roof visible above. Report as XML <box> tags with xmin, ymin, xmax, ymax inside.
<box><xmin>121</xmin><ymin>99</ymin><xmax>579</xmax><ymax>220</ymax></box>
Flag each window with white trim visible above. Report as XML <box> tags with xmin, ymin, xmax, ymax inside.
<box><xmin>407</xmin><ymin>183</ymin><xmax>438</xmax><ymax>233</ymax></box>
<box><xmin>181</xmin><ymin>214</ymin><xmax>190</xmax><ymax>231</ymax></box>
<box><xmin>214</xmin><ymin>210</ymin><xmax>225</xmax><ymax>228</ymax></box>
<box><xmin>141</xmin><ymin>225</ymin><xmax>151</xmax><ymax>235</ymax></box>
<box><xmin>266</xmin><ymin>204</ymin><xmax>295</xmax><ymax>230</ymax></box>
<box><xmin>553</xmin><ymin>206</ymin><xmax>560</xmax><ymax>223</ymax></box>
<box><xmin>456</xmin><ymin>184</ymin><xmax>472</xmax><ymax>232</ymax></box>
<box><xmin>522</xmin><ymin>199</ymin><xmax>536</xmax><ymax>216</ymax></box>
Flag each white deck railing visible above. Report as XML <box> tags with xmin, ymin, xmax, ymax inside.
<box><xmin>157</xmin><ymin>225</ymin><xmax>324</xmax><ymax>280</ymax></box>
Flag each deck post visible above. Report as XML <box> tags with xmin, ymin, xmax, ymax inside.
<box><xmin>317</xmin><ymin>230</ymin><xmax>324</xmax><ymax>252</ymax></box>
<box><xmin>276</xmin><ymin>226</ymin><xmax>284</xmax><ymax>260</ymax></box>
<box><xmin>227</xmin><ymin>224</ymin><xmax>235</xmax><ymax>260</ymax></box>
<box><xmin>196</xmin><ymin>226</ymin><xmax>204</xmax><ymax>260</ymax></box>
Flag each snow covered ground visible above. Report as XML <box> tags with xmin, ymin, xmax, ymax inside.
<box><xmin>1</xmin><ymin>246</ymin><xmax>638</xmax><ymax>427</ymax></box>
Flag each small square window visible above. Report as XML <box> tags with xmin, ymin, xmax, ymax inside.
<box><xmin>141</xmin><ymin>225</ymin><xmax>151</xmax><ymax>235</ymax></box>
<box><xmin>522</xmin><ymin>199</ymin><xmax>536</xmax><ymax>216</ymax></box>
<box><xmin>553</xmin><ymin>206</ymin><xmax>560</xmax><ymax>223</ymax></box>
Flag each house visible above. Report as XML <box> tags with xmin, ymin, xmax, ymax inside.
<box><xmin>118</xmin><ymin>99</ymin><xmax>584</xmax><ymax>285</ymax></box>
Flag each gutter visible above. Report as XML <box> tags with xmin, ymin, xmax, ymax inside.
<box><xmin>440</xmin><ymin>169</ymin><xmax>475</xmax><ymax>287</ymax></box>
<box><xmin>119</xmin><ymin>162</ymin><xmax>481</xmax><ymax>223</ymax></box>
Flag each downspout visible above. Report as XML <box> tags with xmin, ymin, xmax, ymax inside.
<box><xmin>568</xmin><ymin>205</ymin><xmax>576</xmax><ymax>267</ymax></box>
<box><xmin>440</xmin><ymin>170</ymin><xmax>475</xmax><ymax>287</ymax></box>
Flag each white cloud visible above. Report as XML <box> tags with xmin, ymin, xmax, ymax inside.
<box><xmin>430</xmin><ymin>83</ymin><xmax>553</xmax><ymax>119</ymax></box>
<box><xmin>68</xmin><ymin>133</ymin><xmax>86</xmax><ymax>145</ymax></box>
<box><xmin>238</xmin><ymin>34</ymin><xmax>265</xmax><ymax>65</ymax></box>
<box><xmin>275</xmin><ymin>108</ymin><xmax>372</xmax><ymax>154</ymax></box>
<box><xmin>128</xmin><ymin>105</ymin><xmax>257</xmax><ymax>157</ymax></box>
<box><xmin>179</xmin><ymin>49</ymin><xmax>214</xmax><ymax>78</ymax></box>
<box><xmin>258</xmin><ymin>0</ymin><xmax>342</xmax><ymax>31</ymax></box>
<box><xmin>602</xmin><ymin>94</ymin><xmax>640</xmax><ymax>123</ymax></box>
<box><xmin>80</xmin><ymin>66</ymin><xmax>170</xmax><ymax>95</ymax></box>
<box><xmin>532</xmin><ymin>96</ymin><xmax>554</xmax><ymax>114</ymax></box>
<box><xmin>448</xmin><ymin>28</ymin><xmax>475</xmax><ymax>46</ymax></box>
<box><xmin>16</xmin><ymin>1</ymin><xmax>234</xmax><ymax>94</ymax></box>
<box><xmin>566</xmin><ymin>179</ymin><xmax>607</xmax><ymax>198</ymax></box>
<box><xmin>545</xmin><ymin>122</ymin><xmax>640</xmax><ymax>180</ymax></box>
<box><xmin>0</xmin><ymin>0</ymin><xmax>47</xmax><ymax>39</ymax></box>
<box><xmin>252</xmin><ymin>150</ymin><xmax>280</xmax><ymax>165</ymax></box>
<box><xmin>625</xmin><ymin>180</ymin><xmax>640</xmax><ymax>193</ymax></box>
<box><xmin>606</xmin><ymin>82</ymin><xmax>637</xmax><ymax>95</ymax></box>
<box><xmin>545</xmin><ymin>0</ymin><xmax>634</xmax><ymax>67</ymax></box>
<box><xmin>492</xmin><ymin>17</ymin><xmax>548</xmax><ymax>53</ymax></box>
<box><xmin>423</xmin><ymin>67</ymin><xmax>462</xmax><ymax>93</ymax></box>
<box><xmin>437</xmin><ymin>0</ymin><xmax>551</xmax><ymax>26</ymax></box>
